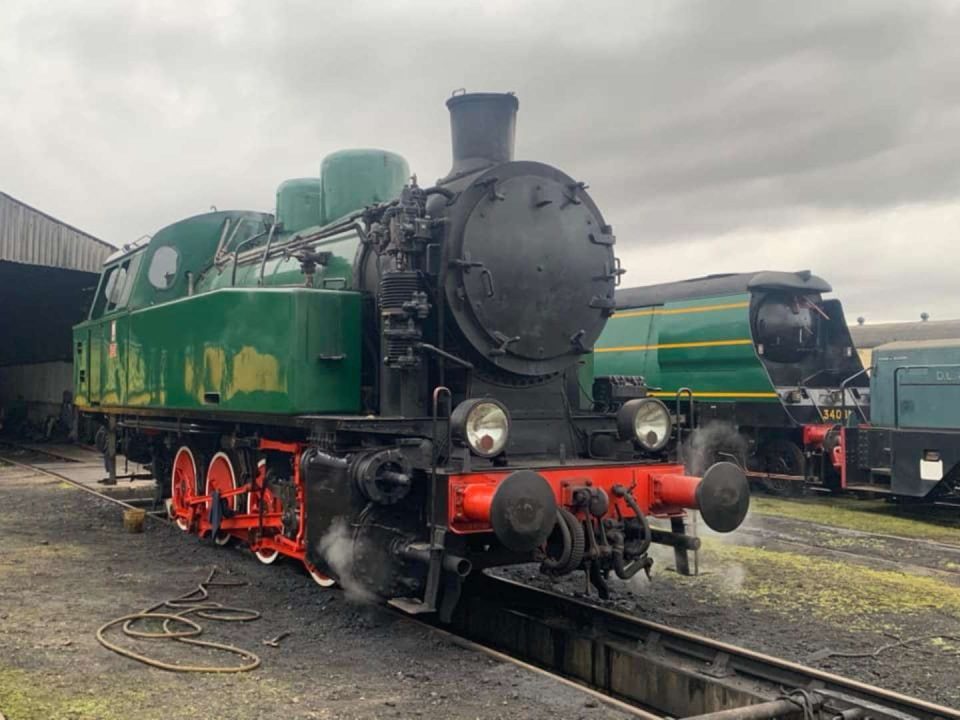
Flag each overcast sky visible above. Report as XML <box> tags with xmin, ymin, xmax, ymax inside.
<box><xmin>3</xmin><ymin>0</ymin><xmax>959</xmax><ymax>322</ymax></box>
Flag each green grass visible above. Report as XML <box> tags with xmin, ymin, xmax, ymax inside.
<box><xmin>749</xmin><ymin>496</ymin><xmax>960</xmax><ymax>545</ymax></box>
<box><xmin>691</xmin><ymin>539</ymin><xmax>960</xmax><ymax>629</ymax></box>
<box><xmin>0</xmin><ymin>667</ymin><xmax>147</xmax><ymax>720</ymax></box>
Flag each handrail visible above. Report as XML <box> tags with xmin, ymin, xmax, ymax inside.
<box><xmin>233</xmin><ymin>221</ymin><xmax>368</xmax><ymax>271</ymax></box>
<box><xmin>839</xmin><ymin>366</ymin><xmax>870</xmax><ymax>425</ymax></box>
<box><xmin>215</xmin><ymin>218</ymin><xmax>248</xmax><ymax>268</ymax></box>
<box><xmin>230</xmin><ymin>231</ymin><xmax>269</xmax><ymax>286</ymax></box>
<box><xmin>674</xmin><ymin>387</ymin><xmax>694</xmax><ymax>466</ymax></box>
<box><xmin>257</xmin><ymin>222</ymin><xmax>279</xmax><ymax>286</ymax></box>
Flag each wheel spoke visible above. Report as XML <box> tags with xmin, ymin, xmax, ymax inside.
<box><xmin>206</xmin><ymin>452</ymin><xmax>239</xmax><ymax>545</ymax></box>
<box><xmin>171</xmin><ymin>447</ymin><xmax>197</xmax><ymax>532</ymax></box>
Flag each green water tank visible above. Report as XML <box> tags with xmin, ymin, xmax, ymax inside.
<box><xmin>320</xmin><ymin>149</ymin><xmax>409</xmax><ymax>224</ymax></box>
<box><xmin>276</xmin><ymin>177</ymin><xmax>323</xmax><ymax>233</ymax></box>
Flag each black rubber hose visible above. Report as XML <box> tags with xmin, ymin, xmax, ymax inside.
<box><xmin>540</xmin><ymin>508</ymin><xmax>585</xmax><ymax>574</ymax></box>
<box><xmin>540</xmin><ymin>509</ymin><xmax>572</xmax><ymax>573</ymax></box>
<box><xmin>561</xmin><ymin>508</ymin><xmax>585</xmax><ymax>573</ymax></box>
<box><xmin>424</xmin><ymin>186</ymin><xmax>456</xmax><ymax>201</ymax></box>
<box><xmin>609</xmin><ymin>530</ymin><xmax>645</xmax><ymax>580</ymax></box>
<box><xmin>610</xmin><ymin>531</ymin><xmax>629</xmax><ymax>579</ymax></box>
<box><xmin>589</xmin><ymin>561</ymin><xmax>610</xmax><ymax>600</ymax></box>
<box><xmin>613</xmin><ymin>485</ymin><xmax>652</xmax><ymax>556</ymax></box>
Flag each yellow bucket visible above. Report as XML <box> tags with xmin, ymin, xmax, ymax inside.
<box><xmin>123</xmin><ymin>508</ymin><xmax>147</xmax><ymax>533</ymax></box>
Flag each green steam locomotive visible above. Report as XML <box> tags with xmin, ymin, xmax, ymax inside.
<box><xmin>72</xmin><ymin>92</ymin><xmax>749</xmax><ymax>616</ymax></box>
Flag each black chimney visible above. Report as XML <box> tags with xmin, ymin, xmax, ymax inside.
<box><xmin>444</xmin><ymin>92</ymin><xmax>518</xmax><ymax>179</ymax></box>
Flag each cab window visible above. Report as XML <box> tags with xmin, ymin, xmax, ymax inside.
<box><xmin>90</xmin><ymin>252</ymin><xmax>143</xmax><ymax>319</ymax></box>
<box><xmin>91</xmin><ymin>267</ymin><xmax>118</xmax><ymax>318</ymax></box>
<box><xmin>114</xmin><ymin>252</ymin><xmax>143</xmax><ymax>308</ymax></box>
<box><xmin>148</xmin><ymin>246</ymin><xmax>179</xmax><ymax>290</ymax></box>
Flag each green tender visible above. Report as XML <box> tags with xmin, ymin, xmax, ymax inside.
<box><xmin>593</xmin><ymin>294</ymin><xmax>778</xmax><ymax>402</ymax></box>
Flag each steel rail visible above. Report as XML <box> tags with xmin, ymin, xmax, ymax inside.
<box><xmin>0</xmin><ymin>451</ymin><xmax>163</xmax><ymax>520</ymax></box>
<box><xmin>0</xmin><ymin>442</ymin><xmax>86</xmax><ymax>464</ymax></box>
<box><xmin>733</xmin><ymin>525</ymin><xmax>960</xmax><ymax>577</ymax></box>
<box><xmin>448</xmin><ymin>573</ymin><xmax>960</xmax><ymax>720</ymax></box>
<box><xmin>418</xmin><ymin>618</ymin><xmax>660</xmax><ymax>719</ymax></box>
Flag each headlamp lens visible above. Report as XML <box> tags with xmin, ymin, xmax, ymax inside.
<box><xmin>464</xmin><ymin>401</ymin><xmax>510</xmax><ymax>456</ymax></box>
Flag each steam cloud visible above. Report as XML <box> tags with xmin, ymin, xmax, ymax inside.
<box><xmin>317</xmin><ymin>518</ymin><xmax>376</xmax><ymax>604</ymax></box>
<box><xmin>683</xmin><ymin>421</ymin><xmax>748</xmax><ymax>476</ymax></box>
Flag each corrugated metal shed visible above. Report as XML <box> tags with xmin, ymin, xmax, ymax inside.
<box><xmin>850</xmin><ymin>319</ymin><xmax>960</xmax><ymax>350</ymax></box>
<box><xmin>0</xmin><ymin>191</ymin><xmax>114</xmax><ymax>273</ymax></box>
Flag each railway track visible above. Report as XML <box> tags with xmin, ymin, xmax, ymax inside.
<box><xmin>732</xmin><ymin>525</ymin><xmax>960</xmax><ymax>581</ymax></box>
<box><xmin>3</xmin><ymin>451</ymin><xmax>959</xmax><ymax>719</ymax></box>
<box><xmin>448</xmin><ymin>574</ymin><xmax>960</xmax><ymax>720</ymax></box>
<box><xmin>0</xmin><ymin>445</ymin><xmax>160</xmax><ymax>514</ymax></box>
<box><xmin>2</xmin><ymin>443</ymin><xmax>80</xmax><ymax>464</ymax></box>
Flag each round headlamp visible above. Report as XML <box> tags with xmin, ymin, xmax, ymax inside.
<box><xmin>617</xmin><ymin>398</ymin><xmax>672</xmax><ymax>452</ymax></box>
<box><xmin>451</xmin><ymin>399</ymin><xmax>511</xmax><ymax>457</ymax></box>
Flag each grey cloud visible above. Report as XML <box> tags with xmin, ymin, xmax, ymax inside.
<box><xmin>2</xmin><ymin>0</ymin><xmax>959</xmax><ymax>320</ymax></box>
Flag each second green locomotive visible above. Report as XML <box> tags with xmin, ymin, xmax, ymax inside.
<box><xmin>596</xmin><ymin>271</ymin><xmax>869</xmax><ymax>492</ymax></box>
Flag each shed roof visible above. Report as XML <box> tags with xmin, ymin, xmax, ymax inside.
<box><xmin>0</xmin><ymin>192</ymin><xmax>114</xmax><ymax>274</ymax></box>
<box><xmin>850</xmin><ymin>319</ymin><xmax>960</xmax><ymax>349</ymax></box>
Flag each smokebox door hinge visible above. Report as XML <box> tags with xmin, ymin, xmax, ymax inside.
<box><xmin>562</xmin><ymin>181</ymin><xmax>588</xmax><ymax>207</ymax></box>
<box><xmin>595</xmin><ymin>258</ymin><xmax>627</xmax><ymax>285</ymax></box>
<box><xmin>489</xmin><ymin>331</ymin><xmax>520</xmax><ymax>357</ymax></box>
<box><xmin>476</xmin><ymin>176</ymin><xmax>504</xmax><ymax>202</ymax></box>
<box><xmin>589</xmin><ymin>295</ymin><xmax>616</xmax><ymax>316</ymax></box>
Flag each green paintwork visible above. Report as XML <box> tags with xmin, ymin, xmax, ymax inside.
<box><xmin>594</xmin><ymin>293</ymin><xmax>778</xmax><ymax>401</ymax></box>
<box><xmin>74</xmin><ymin>148</ymin><xmax>412</xmax><ymax>418</ymax></box>
<box><xmin>127</xmin><ymin>211</ymin><xmax>273</xmax><ymax>309</ymax></box>
<box><xmin>321</xmin><ymin>149</ymin><xmax>410</xmax><ymax>223</ymax></box>
<box><xmin>276</xmin><ymin>178</ymin><xmax>323</xmax><ymax>233</ymax></box>
<box><xmin>74</xmin><ymin>288</ymin><xmax>360</xmax><ymax>414</ymax></box>
<box><xmin>871</xmin><ymin>341</ymin><xmax>960</xmax><ymax>429</ymax></box>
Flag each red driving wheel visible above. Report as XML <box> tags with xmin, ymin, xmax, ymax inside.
<box><xmin>205</xmin><ymin>452</ymin><xmax>240</xmax><ymax>546</ymax></box>
<box><xmin>248</xmin><ymin>460</ymin><xmax>282</xmax><ymax>564</ymax></box>
<box><xmin>304</xmin><ymin>561</ymin><xmax>336</xmax><ymax>588</ymax></box>
<box><xmin>170</xmin><ymin>446</ymin><xmax>197</xmax><ymax>531</ymax></box>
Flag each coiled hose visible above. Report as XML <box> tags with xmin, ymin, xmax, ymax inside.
<box><xmin>540</xmin><ymin>507</ymin><xmax>585</xmax><ymax>575</ymax></box>
<box><xmin>96</xmin><ymin>567</ymin><xmax>262</xmax><ymax>673</ymax></box>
